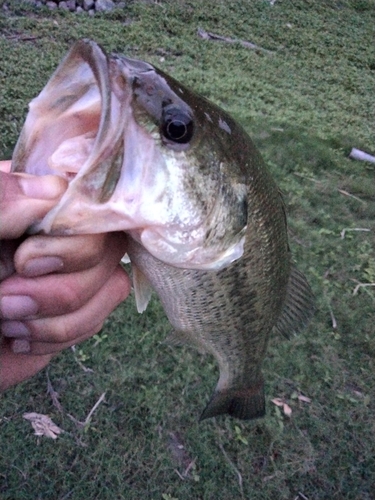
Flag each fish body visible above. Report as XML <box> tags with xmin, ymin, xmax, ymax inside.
<box><xmin>12</xmin><ymin>40</ymin><xmax>314</xmax><ymax>420</ymax></box>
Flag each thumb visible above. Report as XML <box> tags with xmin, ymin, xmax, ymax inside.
<box><xmin>0</xmin><ymin>172</ymin><xmax>67</xmax><ymax>239</ymax></box>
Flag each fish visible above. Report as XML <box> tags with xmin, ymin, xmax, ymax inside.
<box><xmin>12</xmin><ymin>39</ymin><xmax>315</xmax><ymax>420</ymax></box>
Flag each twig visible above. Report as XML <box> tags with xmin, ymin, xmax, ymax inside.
<box><xmin>340</xmin><ymin>227</ymin><xmax>370</xmax><ymax>239</ymax></box>
<box><xmin>328</xmin><ymin>306</ymin><xmax>337</xmax><ymax>330</ymax></box>
<box><xmin>70</xmin><ymin>345</ymin><xmax>94</xmax><ymax>373</ymax></box>
<box><xmin>338</xmin><ymin>189</ymin><xmax>366</xmax><ymax>204</ymax></box>
<box><xmin>183</xmin><ymin>458</ymin><xmax>197</xmax><ymax>478</ymax></box>
<box><xmin>197</xmin><ymin>28</ymin><xmax>272</xmax><ymax>54</ymax></box>
<box><xmin>349</xmin><ymin>148</ymin><xmax>375</xmax><ymax>164</ymax></box>
<box><xmin>297</xmin><ymin>493</ymin><xmax>309</xmax><ymax>500</ymax></box>
<box><xmin>68</xmin><ymin>392</ymin><xmax>106</xmax><ymax>428</ymax></box>
<box><xmin>173</xmin><ymin>459</ymin><xmax>198</xmax><ymax>481</ymax></box>
<box><xmin>167</xmin><ymin>431</ymin><xmax>196</xmax><ymax>479</ymax></box>
<box><xmin>60</xmin><ymin>490</ymin><xmax>75</xmax><ymax>500</ymax></box>
<box><xmin>353</xmin><ymin>283</ymin><xmax>375</xmax><ymax>296</ymax></box>
<box><xmin>46</xmin><ymin>371</ymin><xmax>64</xmax><ymax>414</ymax></box>
<box><xmin>174</xmin><ymin>469</ymin><xmax>185</xmax><ymax>480</ymax></box>
<box><xmin>5</xmin><ymin>34</ymin><xmax>40</xmax><ymax>42</ymax></box>
<box><xmin>10</xmin><ymin>465</ymin><xmax>27</xmax><ymax>480</ymax></box>
<box><xmin>218</xmin><ymin>442</ymin><xmax>244</xmax><ymax>498</ymax></box>
<box><xmin>292</xmin><ymin>172</ymin><xmax>321</xmax><ymax>184</ymax></box>
<box><xmin>84</xmin><ymin>392</ymin><xmax>106</xmax><ymax>425</ymax></box>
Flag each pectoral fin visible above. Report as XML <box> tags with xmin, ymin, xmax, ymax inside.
<box><xmin>132</xmin><ymin>264</ymin><xmax>153</xmax><ymax>313</ymax></box>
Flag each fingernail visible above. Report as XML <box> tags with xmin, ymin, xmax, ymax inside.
<box><xmin>2</xmin><ymin>321</ymin><xmax>31</xmax><ymax>339</ymax></box>
<box><xmin>0</xmin><ymin>296</ymin><xmax>38</xmax><ymax>320</ymax></box>
<box><xmin>19</xmin><ymin>175</ymin><xmax>66</xmax><ymax>200</ymax></box>
<box><xmin>23</xmin><ymin>256</ymin><xmax>64</xmax><ymax>277</ymax></box>
<box><xmin>12</xmin><ymin>339</ymin><xmax>31</xmax><ymax>354</ymax></box>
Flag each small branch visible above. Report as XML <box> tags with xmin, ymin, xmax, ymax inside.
<box><xmin>197</xmin><ymin>28</ymin><xmax>273</xmax><ymax>54</ymax></box>
<box><xmin>5</xmin><ymin>34</ymin><xmax>40</xmax><ymax>42</ymax></box>
<box><xmin>353</xmin><ymin>283</ymin><xmax>375</xmax><ymax>296</ymax></box>
<box><xmin>70</xmin><ymin>345</ymin><xmax>94</xmax><ymax>373</ymax></box>
<box><xmin>68</xmin><ymin>392</ymin><xmax>106</xmax><ymax>428</ymax></box>
<box><xmin>298</xmin><ymin>493</ymin><xmax>309</xmax><ymax>500</ymax></box>
<box><xmin>328</xmin><ymin>306</ymin><xmax>337</xmax><ymax>330</ymax></box>
<box><xmin>292</xmin><ymin>172</ymin><xmax>321</xmax><ymax>184</ymax></box>
<box><xmin>337</xmin><ymin>189</ymin><xmax>366</xmax><ymax>204</ymax></box>
<box><xmin>167</xmin><ymin>431</ymin><xmax>196</xmax><ymax>479</ymax></box>
<box><xmin>46</xmin><ymin>371</ymin><xmax>64</xmax><ymax>414</ymax></box>
<box><xmin>218</xmin><ymin>442</ymin><xmax>244</xmax><ymax>497</ymax></box>
<box><xmin>340</xmin><ymin>227</ymin><xmax>370</xmax><ymax>239</ymax></box>
<box><xmin>84</xmin><ymin>392</ymin><xmax>106</xmax><ymax>425</ymax></box>
<box><xmin>349</xmin><ymin>148</ymin><xmax>375</xmax><ymax>164</ymax></box>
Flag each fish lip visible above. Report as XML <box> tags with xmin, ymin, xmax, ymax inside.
<box><xmin>112</xmin><ymin>53</ymin><xmax>155</xmax><ymax>74</ymax></box>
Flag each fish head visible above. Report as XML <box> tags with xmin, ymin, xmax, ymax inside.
<box><xmin>12</xmin><ymin>39</ymin><xmax>252</xmax><ymax>270</ymax></box>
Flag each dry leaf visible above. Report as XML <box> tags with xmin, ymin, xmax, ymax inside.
<box><xmin>23</xmin><ymin>412</ymin><xmax>63</xmax><ymax>439</ymax></box>
<box><xmin>271</xmin><ymin>398</ymin><xmax>284</xmax><ymax>407</ymax></box>
<box><xmin>298</xmin><ymin>395</ymin><xmax>312</xmax><ymax>404</ymax></box>
<box><xmin>271</xmin><ymin>398</ymin><xmax>292</xmax><ymax>417</ymax></box>
<box><xmin>283</xmin><ymin>403</ymin><xmax>292</xmax><ymax>417</ymax></box>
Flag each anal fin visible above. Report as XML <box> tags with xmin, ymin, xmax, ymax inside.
<box><xmin>200</xmin><ymin>382</ymin><xmax>265</xmax><ymax>421</ymax></box>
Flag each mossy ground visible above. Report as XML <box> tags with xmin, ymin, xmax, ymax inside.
<box><xmin>0</xmin><ymin>1</ymin><xmax>374</xmax><ymax>499</ymax></box>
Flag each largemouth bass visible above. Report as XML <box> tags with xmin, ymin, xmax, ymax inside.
<box><xmin>12</xmin><ymin>39</ymin><xmax>314</xmax><ymax>420</ymax></box>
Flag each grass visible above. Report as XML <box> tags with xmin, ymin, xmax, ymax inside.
<box><xmin>0</xmin><ymin>1</ymin><xmax>374</xmax><ymax>499</ymax></box>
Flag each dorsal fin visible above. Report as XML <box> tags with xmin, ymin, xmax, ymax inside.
<box><xmin>274</xmin><ymin>264</ymin><xmax>315</xmax><ymax>339</ymax></box>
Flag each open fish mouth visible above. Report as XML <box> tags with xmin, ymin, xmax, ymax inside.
<box><xmin>13</xmin><ymin>40</ymin><xmax>112</xmax><ymax>181</ymax></box>
<box><xmin>12</xmin><ymin>40</ymin><xmax>132</xmax><ymax>230</ymax></box>
<box><xmin>11</xmin><ymin>39</ymin><xmax>248</xmax><ymax>271</ymax></box>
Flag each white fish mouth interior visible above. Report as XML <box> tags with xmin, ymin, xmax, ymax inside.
<box><xmin>46</xmin><ymin>88</ymin><xmax>102</xmax><ymax>182</ymax></box>
<box><xmin>48</xmin><ymin>131</ymin><xmax>96</xmax><ymax>181</ymax></box>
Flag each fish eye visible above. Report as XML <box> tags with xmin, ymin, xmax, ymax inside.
<box><xmin>161</xmin><ymin>107</ymin><xmax>194</xmax><ymax>145</ymax></box>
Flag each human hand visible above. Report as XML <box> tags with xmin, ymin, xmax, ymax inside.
<box><xmin>0</xmin><ymin>161</ymin><xmax>131</xmax><ymax>389</ymax></box>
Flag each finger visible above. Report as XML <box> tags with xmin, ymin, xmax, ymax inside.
<box><xmin>0</xmin><ymin>172</ymin><xmax>67</xmax><ymax>239</ymax></box>
<box><xmin>3</xmin><ymin>265</ymin><xmax>130</xmax><ymax>354</ymax></box>
<box><xmin>14</xmin><ymin>232</ymin><xmax>128</xmax><ymax>277</ymax></box>
<box><xmin>0</xmin><ymin>340</ymin><xmax>53</xmax><ymax>391</ymax></box>
<box><xmin>0</xmin><ymin>160</ymin><xmax>11</xmax><ymax>173</ymax></box>
<box><xmin>0</xmin><ymin>234</ymin><xmax>128</xmax><ymax>320</ymax></box>
<box><xmin>0</xmin><ymin>239</ymin><xmax>19</xmax><ymax>281</ymax></box>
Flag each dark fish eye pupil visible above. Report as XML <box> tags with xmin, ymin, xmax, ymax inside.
<box><xmin>162</xmin><ymin>109</ymin><xmax>194</xmax><ymax>144</ymax></box>
<box><xmin>166</xmin><ymin>120</ymin><xmax>187</xmax><ymax>141</ymax></box>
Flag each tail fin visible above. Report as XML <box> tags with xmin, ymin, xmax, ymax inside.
<box><xmin>200</xmin><ymin>382</ymin><xmax>265</xmax><ymax>421</ymax></box>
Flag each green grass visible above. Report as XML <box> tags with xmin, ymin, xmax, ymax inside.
<box><xmin>0</xmin><ymin>1</ymin><xmax>374</xmax><ymax>499</ymax></box>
